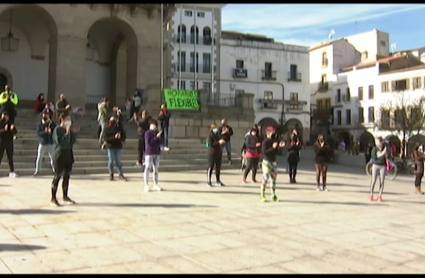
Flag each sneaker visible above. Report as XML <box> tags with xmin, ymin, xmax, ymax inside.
<box><xmin>271</xmin><ymin>195</ymin><xmax>280</xmax><ymax>202</ymax></box>
<box><xmin>323</xmin><ymin>187</ymin><xmax>329</xmax><ymax>192</ymax></box>
<box><xmin>153</xmin><ymin>185</ymin><xmax>162</xmax><ymax>191</ymax></box>
<box><xmin>32</xmin><ymin>172</ymin><xmax>39</xmax><ymax>177</ymax></box>
<box><xmin>144</xmin><ymin>185</ymin><xmax>150</xmax><ymax>192</ymax></box>
<box><xmin>293</xmin><ymin>179</ymin><xmax>297</xmax><ymax>184</ymax></box>
<box><xmin>316</xmin><ymin>186</ymin><xmax>321</xmax><ymax>191</ymax></box>
<box><xmin>241</xmin><ymin>178</ymin><xmax>248</xmax><ymax>184</ymax></box>
<box><xmin>228</xmin><ymin>161</ymin><xmax>232</xmax><ymax>165</ymax></box>
<box><xmin>110</xmin><ymin>174</ymin><xmax>114</xmax><ymax>181</ymax></box>
<box><xmin>63</xmin><ymin>197</ymin><xmax>76</xmax><ymax>205</ymax></box>
<box><xmin>260</xmin><ymin>195</ymin><xmax>267</xmax><ymax>202</ymax></box>
<box><xmin>207</xmin><ymin>182</ymin><xmax>212</xmax><ymax>187</ymax></box>
<box><xmin>50</xmin><ymin>199</ymin><xmax>61</xmax><ymax>207</ymax></box>
<box><xmin>216</xmin><ymin>181</ymin><xmax>225</xmax><ymax>187</ymax></box>
<box><xmin>369</xmin><ymin>195</ymin><xmax>374</xmax><ymax>201</ymax></box>
<box><xmin>119</xmin><ymin>174</ymin><xmax>127</xmax><ymax>181</ymax></box>
<box><xmin>377</xmin><ymin>195</ymin><xmax>383</xmax><ymax>202</ymax></box>
<box><xmin>163</xmin><ymin>147</ymin><xmax>170</xmax><ymax>151</ymax></box>
<box><xmin>9</xmin><ymin>172</ymin><xmax>17</xmax><ymax>178</ymax></box>
<box><xmin>252</xmin><ymin>179</ymin><xmax>258</xmax><ymax>183</ymax></box>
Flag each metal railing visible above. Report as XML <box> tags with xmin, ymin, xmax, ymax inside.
<box><xmin>261</xmin><ymin>70</ymin><xmax>277</xmax><ymax>81</ymax></box>
<box><xmin>173</xmin><ymin>34</ymin><xmax>217</xmax><ymax>45</ymax></box>
<box><xmin>207</xmin><ymin>93</ymin><xmax>237</xmax><ymax>107</ymax></box>
<box><xmin>287</xmin><ymin>72</ymin><xmax>302</xmax><ymax>82</ymax></box>
<box><xmin>172</xmin><ymin>63</ymin><xmax>215</xmax><ymax>74</ymax></box>
<box><xmin>318</xmin><ymin>82</ymin><xmax>329</xmax><ymax>91</ymax></box>
<box><xmin>86</xmin><ymin>95</ymin><xmax>102</xmax><ymax>104</ymax></box>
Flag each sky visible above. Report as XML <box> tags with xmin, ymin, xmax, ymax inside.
<box><xmin>222</xmin><ymin>4</ymin><xmax>425</xmax><ymax>51</ymax></box>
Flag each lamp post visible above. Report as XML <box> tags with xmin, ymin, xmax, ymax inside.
<box><xmin>1</xmin><ymin>10</ymin><xmax>19</xmax><ymax>52</ymax></box>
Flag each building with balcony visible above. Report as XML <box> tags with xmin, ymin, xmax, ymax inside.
<box><xmin>165</xmin><ymin>4</ymin><xmax>225</xmax><ymax>97</ymax></box>
<box><xmin>219</xmin><ymin>31</ymin><xmax>311</xmax><ymax>141</ymax></box>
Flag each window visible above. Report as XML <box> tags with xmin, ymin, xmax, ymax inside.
<box><xmin>358</xmin><ymin>87</ymin><xmax>363</xmax><ymax>101</ymax></box>
<box><xmin>358</xmin><ymin>107</ymin><xmax>364</xmax><ymax>123</ymax></box>
<box><xmin>290</xmin><ymin>92</ymin><xmax>298</xmax><ymax>101</ymax></box>
<box><xmin>264</xmin><ymin>91</ymin><xmax>273</xmax><ymax>100</ymax></box>
<box><xmin>381</xmin><ymin>81</ymin><xmax>390</xmax><ymax>93</ymax></box>
<box><xmin>413</xmin><ymin>77</ymin><xmax>422</xmax><ymax>90</ymax></box>
<box><xmin>361</xmin><ymin>51</ymin><xmax>368</xmax><ymax>61</ymax></box>
<box><xmin>380</xmin><ymin>40</ymin><xmax>386</xmax><ymax>47</ymax></box>
<box><xmin>190</xmin><ymin>52</ymin><xmax>198</xmax><ymax>72</ymax></box>
<box><xmin>236</xmin><ymin>59</ymin><xmax>244</xmax><ymax>69</ymax></box>
<box><xmin>380</xmin><ymin>109</ymin><xmax>390</xmax><ymax>127</ymax></box>
<box><xmin>190</xmin><ymin>26</ymin><xmax>199</xmax><ymax>44</ymax></box>
<box><xmin>394</xmin><ymin>109</ymin><xmax>404</xmax><ymax>127</ymax></box>
<box><xmin>368</xmin><ymin>85</ymin><xmax>374</xmax><ymax>99</ymax></box>
<box><xmin>184</xmin><ymin>10</ymin><xmax>193</xmax><ymax>17</ymax></box>
<box><xmin>177</xmin><ymin>80</ymin><xmax>186</xmax><ymax>90</ymax></box>
<box><xmin>322</xmin><ymin>52</ymin><xmax>328</xmax><ymax>67</ymax></box>
<box><xmin>290</xmin><ymin>64</ymin><xmax>297</xmax><ymax>79</ymax></box>
<box><xmin>177</xmin><ymin>24</ymin><xmax>186</xmax><ymax>43</ymax></box>
<box><xmin>203</xmin><ymin>82</ymin><xmax>211</xmax><ymax>93</ymax></box>
<box><xmin>346</xmin><ymin>109</ymin><xmax>351</xmax><ymax>125</ymax></box>
<box><xmin>202</xmin><ymin>27</ymin><xmax>212</xmax><ymax>45</ymax></box>
<box><xmin>289</xmin><ymin>93</ymin><xmax>299</xmax><ymax>110</ymax></box>
<box><xmin>202</xmin><ymin>53</ymin><xmax>211</xmax><ymax>74</ymax></box>
<box><xmin>321</xmin><ymin>74</ymin><xmax>327</xmax><ymax>83</ymax></box>
<box><xmin>337</xmin><ymin>110</ymin><xmax>342</xmax><ymax>125</ymax></box>
<box><xmin>336</xmin><ymin>89</ymin><xmax>341</xmax><ymax>102</ymax></box>
<box><xmin>197</xmin><ymin>12</ymin><xmax>205</xmax><ymax>18</ymax></box>
<box><xmin>235</xmin><ymin>89</ymin><xmax>245</xmax><ymax>95</ymax></box>
<box><xmin>391</xmin><ymin>79</ymin><xmax>409</xmax><ymax>91</ymax></box>
<box><xmin>265</xmin><ymin>62</ymin><xmax>272</xmax><ymax>75</ymax></box>
<box><xmin>346</xmin><ymin>88</ymin><xmax>351</xmax><ymax>102</ymax></box>
<box><xmin>190</xmin><ymin>81</ymin><xmax>198</xmax><ymax>90</ymax></box>
<box><xmin>368</xmin><ymin>107</ymin><xmax>375</xmax><ymax>123</ymax></box>
<box><xmin>177</xmin><ymin>51</ymin><xmax>186</xmax><ymax>72</ymax></box>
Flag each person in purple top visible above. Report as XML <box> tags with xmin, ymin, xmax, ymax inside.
<box><xmin>143</xmin><ymin>119</ymin><xmax>163</xmax><ymax>192</ymax></box>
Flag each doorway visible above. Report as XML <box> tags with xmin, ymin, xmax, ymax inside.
<box><xmin>0</xmin><ymin>74</ymin><xmax>7</xmax><ymax>92</ymax></box>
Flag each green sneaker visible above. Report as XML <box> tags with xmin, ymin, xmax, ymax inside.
<box><xmin>13</xmin><ymin>135</ymin><xmax>17</xmax><ymax>140</ymax></box>
<box><xmin>260</xmin><ymin>195</ymin><xmax>266</xmax><ymax>202</ymax></box>
<box><xmin>271</xmin><ymin>195</ymin><xmax>280</xmax><ymax>202</ymax></box>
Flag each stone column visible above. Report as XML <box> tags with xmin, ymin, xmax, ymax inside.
<box><xmin>123</xmin><ymin>45</ymin><xmax>137</xmax><ymax>105</ymax></box>
<box><xmin>51</xmin><ymin>36</ymin><xmax>87</xmax><ymax>109</ymax></box>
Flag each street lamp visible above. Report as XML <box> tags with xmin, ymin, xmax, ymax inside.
<box><xmin>1</xmin><ymin>10</ymin><xmax>19</xmax><ymax>52</ymax></box>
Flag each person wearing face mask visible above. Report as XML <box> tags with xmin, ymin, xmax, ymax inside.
<box><xmin>50</xmin><ymin>113</ymin><xmax>78</xmax><ymax>206</ymax></box>
<box><xmin>34</xmin><ymin>112</ymin><xmax>56</xmax><ymax>176</ymax></box>
<box><xmin>206</xmin><ymin>123</ymin><xmax>226</xmax><ymax>187</ymax></box>
<box><xmin>0</xmin><ymin>111</ymin><xmax>18</xmax><ymax>177</ymax></box>
<box><xmin>104</xmin><ymin>116</ymin><xmax>127</xmax><ymax>181</ymax></box>
<box><xmin>0</xmin><ymin>85</ymin><xmax>19</xmax><ymax>124</ymax></box>
<box><xmin>136</xmin><ymin>110</ymin><xmax>152</xmax><ymax>166</ymax></box>
<box><xmin>287</xmin><ymin>137</ymin><xmax>301</xmax><ymax>183</ymax></box>
<box><xmin>368</xmin><ymin>136</ymin><xmax>387</xmax><ymax>202</ymax></box>
<box><xmin>55</xmin><ymin>94</ymin><xmax>71</xmax><ymax>117</ymax></box>
<box><xmin>219</xmin><ymin>118</ymin><xmax>234</xmax><ymax>165</ymax></box>
<box><xmin>131</xmin><ymin>90</ymin><xmax>142</xmax><ymax>119</ymax></box>
<box><xmin>34</xmin><ymin>93</ymin><xmax>46</xmax><ymax>113</ymax></box>
<box><xmin>242</xmin><ymin>127</ymin><xmax>261</xmax><ymax>183</ymax></box>
<box><xmin>143</xmin><ymin>119</ymin><xmax>163</xmax><ymax>192</ymax></box>
<box><xmin>97</xmin><ymin>97</ymin><xmax>110</xmax><ymax>148</ymax></box>
<box><xmin>314</xmin><ymin>134</ymin><xmax>331</xmax><ymax>191</ymax></box>
<box><xmin>158</xmin><ymin>103</ymin><xmax>171</xmax><ymax>151</ymax></box>
<box><xmin>411</xmin><ymin>143</ymin><xmax>425</xmax><ymax>195</ymax></box>
<box><xmin>260</xmin><ymin>126</ymin><xmax>286</xmax><ymax>202</ymax></box>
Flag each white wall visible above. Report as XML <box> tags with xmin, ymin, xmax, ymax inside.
<box><xmin>0</xmin><ymin>23</ymin><xmax>48</xmax><ymax>100</ymax></box>
<box><xmin>345</xmin><ymin>29</ymin><xmax>389</xmax><ymax>62</ymax></box>
<box><xmin>85</xmin><ymin>60</ymin><xmax>110</xmax><ymax>98</ymax></box>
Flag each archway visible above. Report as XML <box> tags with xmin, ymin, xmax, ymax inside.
<box><xmin>0</xmin><ymin>74</ymin><xmax>7</xmax><ymax>90</ymax></box>
<box><xmin>385</xmin><ymin>135</ymin><xmax>401</xmax><ymax>156</ymax></box>
<box><xmin>0</xmin><ymin>66</ymin><xmax>13</xmax><ymax>90</ymax></box>
<box><xmin>0</xmin><ymin>5</ymin><xmax>58</xmax><ymax>101</ymax></box>
<box><xmin>285</xmin><ymin>118</ymin><xmax>303</xmax><ymax>141</ymax></box>
<box><xmin>258</xmin><ymin>117</ymin><xmax>278</xmax><ymax>138</ymax></box>
<box><xmin>86</xmin><ymin>17</ymin><xmax>138</xmax><ymax>106</ymax></box>
<box><xmin>359</xmin><ymin>131</ymin><xmax>375</xmax><ymax>152</ymax></box>
<box><xmin>408</xmin><ymin>134</ymin><xmax>425</xmax><ymax>156</ymax></box>
<box><xmin>337</xmin><ymin>131</ymin><xmax>351</xmax><ymax>150</ymax></box>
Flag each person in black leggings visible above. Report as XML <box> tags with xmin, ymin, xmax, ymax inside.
<box><xmin>242</xmin><ymin>126</ymin><xmax>261</xmax><ymax>183</ymax></box>
<box><xmin>206</xmin><ymin>123</ymin><xmax>226</xmax><ymax>187</ymax></box>
<box><xmin>287</xmin><ymin>138</ymin><xmax>301</xmax><ymax>183</ymax></box>
<box><xmin>411</xmin><ymin>144</ymin><xmax>425</xmax><ymax>195</ymax></box>
<box><xmin>136</xmin><ymin>110</ymin><xmax>152</xmax><ymax>166</ymax></box>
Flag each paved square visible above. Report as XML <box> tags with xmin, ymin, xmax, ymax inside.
<box><xmin>0</xmin><ymin>159</ymin><xmax>424</xmax><ymax>273</ymax></box>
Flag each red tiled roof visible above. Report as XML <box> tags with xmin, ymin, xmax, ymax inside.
<box><xmin>341</xmin><ymin>54</ymin><xmax>406</xmax><ymax>71</ymax></box>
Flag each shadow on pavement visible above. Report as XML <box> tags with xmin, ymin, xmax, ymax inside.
<box><xmin>76</xmin><ymin>202</ymin><xmax>217</xmax><ymax>208</ymax></box>
<box><xmin>0</xmin><ymin>209</ymin><xmax>75</xmax><ymax>215</ymax></box>
<box><xmin>0</xmin><ymin>243</ymin><xmax>47</xmax><ymax>252</ymax></box>
<box><xmin>166</xmin><ymin>189</ymin><xmax>258</xmax><ymax>196</ymax></box>
<box><xmin>280</xmin><ymin>200</ymin><xmax>388</xmax><ymax>206</ymax></box>
<box><xmin>0</xmin><ymin>184</ymin><xmax>11</xmax><ymax>187</ymax></box>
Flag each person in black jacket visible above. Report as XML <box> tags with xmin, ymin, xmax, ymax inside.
<box><xmin>136</xmin><ymin>110</ymin><xmax>152</xmax><ymax>166</ymax></box>
<box><xmin>314</xmin><ymin>134</ymin><xmax>331</xmax><ymax>191</ymax></box>
<box><xmin>0</xmin><ymin>111</ymin><xmax>18</xmax><ymax>177</ymax></box>
<box><xmin>260</xmin><ymin>126</ymin><xmax>286</xmax><ymax>202</ymax></box>
<box><xmin>287</xmin><ymin>138</ymin><xmax>301</xmax><ymax>183</ymax></box>
<box><xmin>219</xmin><ymin>118</ymin><xmax>234</xmax><ymax>164</ymax></box>
<box><xmin>158</xmin><ymin>103</ymin><xmax>171</xmax><ymax>151</ymax></box>
<box><xmin>104</xmin><ymin>116</ymin><xmax>127</xmax><ymax>181</ymax></box>
<box><xmin>206</xmin><ymin>123</ymin><xmax>226</xmax><ymax>187</ymax></box>
<box><xmin>242</xmin><ymin>126</ymin><xmax>261</xmax><ymax>183</ymax></box>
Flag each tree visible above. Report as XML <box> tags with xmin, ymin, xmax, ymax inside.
<box><xmin>377</xmin><ymin>91</ymin><xmax>425</xmax><ymax>161</ymax></box>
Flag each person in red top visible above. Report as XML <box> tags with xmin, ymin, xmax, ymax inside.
<box><xmin>242</xmin><ymin>126</ymin><xmax>261</xmax><ymax>183</ymax></box>
<box><xmin>34</xmin><ymin>93</ymin><xmax>46</xmax><ymax>113</ymax></box>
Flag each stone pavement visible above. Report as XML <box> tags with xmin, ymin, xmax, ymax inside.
<box><xmin>0</xmin><ymin>159</ymin><xmax>425</xmax><ymax>274</ymax></box>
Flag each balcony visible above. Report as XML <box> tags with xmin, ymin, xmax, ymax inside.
<box><xmin>287</xmin><ymin>72</ymin><xmax>302</xmax><ymax>82</ymax></box>
<box><xmin>312</xmin><ymin>108</ymin><xmax>332</xmax><ymax>120</ymax></box>
<box><xmin>172</xmin><ymin>63</ymin><xmax>215</xmax><ymax>74</ymax></box>
<box><xmin>322</xmin><ymin>58</ymin><xmax>328</xmax><ymax>67</ymax></box>
<box><xmin>261</xmin><ymin>70</ymin><xmax>277</xmax><ymax>81</ymax></box>
<box><xmin>317</xmin><ymin>82</ymin><xmax>329</xmax><ymax>92</ymax></box>
<box><xmin>284</xmin><ymin>100</ymin><xmax>307</xmax><ymax>112</ymax></box>
<box><xmin>173</xmin><ymin>34</ymin><xmax>217</xmax><ymax>45</ymax></box>
<box><xmin>233</xmin><ymin>68</ymin><xmax>247</xmax><ymax>78</ymax></box>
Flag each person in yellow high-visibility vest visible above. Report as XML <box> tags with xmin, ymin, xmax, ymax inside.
<box><xmin>0</xmin><ymin>85</ymin><xmax>19</xmax><ymax>124</ymax></box>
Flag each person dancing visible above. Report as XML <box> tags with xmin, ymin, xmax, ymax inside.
<box><xmin>411</xmin><ymin>144</ymin><xmax>425</xmax><ymax>195</ymax></box>
<box><xmin>206</xmin><ymin>123</ymin><xmax>226</xmax><ymax>187</ymax></box>
<box><xmin>368</xmin><ymin>136</ymin><xmax>387</xmax><ymax>201</ymax></box>
<box><xmin>314</xmin><ymin>134</ymin><xmax>331</xmax><ymax>191</ymax></box>
<box><xmin>287</xmin><ymin>138</ymin><xmax>301</xmax><ymax>183</ymax></box>
<box><xmin>260</xmin><ymin>126</ymin><xmax>285</xmax><ymax>202</ymax></box>
<box><xmin>242</xmin><ymin>126</ymin><xmax>261</xmax><ymax>183</ymax></box>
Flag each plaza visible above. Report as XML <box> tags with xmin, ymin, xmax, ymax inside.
<box><xmin>0</xmin><ymin>159</ymin><xmax>424</xmax><ymax>274</ymax></box>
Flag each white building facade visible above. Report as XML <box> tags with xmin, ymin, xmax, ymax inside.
<box><xmin>166</xmin><ymin>4</ymin><xmax>225</xmax><ymax>96</ymax></box>
<box><xmin>219</xmin><ymin>32</ymin><xmax>311</xmax><ymax>141</ymax></box>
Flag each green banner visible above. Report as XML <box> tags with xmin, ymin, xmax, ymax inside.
<box><xmin>163</xmin><ymin>89</ymin><xmax>200</xmax><ymax>110</ymax></box>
